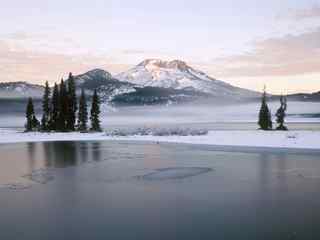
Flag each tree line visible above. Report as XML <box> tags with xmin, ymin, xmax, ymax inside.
<box><xmin>25</xmin><ymin>73</ymin><xmax>102</xmax><ymax>132</ymax></box>
<box><xmin>25</xmin><ymin>76</ymin><xmax>286</xmax><ymax>133</ymax></box>
<box><xmin>258</xmin><ymin>86</ymin><xmax>288</xmax><ymax>131</ymax></box>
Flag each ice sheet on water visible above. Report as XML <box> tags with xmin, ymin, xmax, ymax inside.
<box><xmin>105</xmin><ymin>126</ymin><xmax>208</xmax><ymax>137</ymax></box>
<box><xmin>137</xmin><ymin>167</ymin><xmax>212</xmax><ymax>181</ymax></box>
<box><xmin>273</xmin><ymin>168</ymin><xmax>320</xmax><ymax>179</ymax></box>
<box><xmin>0</xmin><ymin>183</ymin><xmax>31</xmax><ymax>191</ymax></box>
<box><xmin>23</xmin><ymin>169</ymin><xmax>55</xmax><ymax>184</ymax></box>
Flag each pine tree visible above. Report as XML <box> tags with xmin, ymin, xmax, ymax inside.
<box><xmin>67</xmin><ymin>72</ymin><xmax>77</xmax><ymax>131</ymax></box>
<box><xmin>90</xmin><ymin>89</ymin><xmax>102</xmax><ymax>132</ymax></box>
<box><xmin>78</xmin><ymin>89</ymin><xmax>88</xmax><ymax>132</ymax></box>
<box><xmin>50</xmin><ymin>83</ymin><xmax>60</xmax><ymax>131</ymax></box>
<box><xmin>32</xmin><ymin>115</ymin><xmax>40</xmax><ymax>130</ymax></box>
<box><xmin>258</xmin><ymin>86</ymin><xmax>273</xmax><ymax>130</ymax></box>
<box><xmin>25</xmin><ymin>98</ymin><xmax>39</xmax><ymax>131</ymax></box>
<box><xmin>276</xmin><ymin>95</ymin><xmax>288</xmax><ymax>130</ymax></box>
<box><xmin>41</xmin><ymin>81</ymin><xmax>51</xmax><ymax>131</ymax></box>
<box><xmin>58</xmin><ymin>79</ymin><xmax>69</xmax><ymax>131</ymax></box>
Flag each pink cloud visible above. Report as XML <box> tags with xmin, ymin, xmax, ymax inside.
<box><xmin>0</xmin><ymin>40</ymin><xmax>130</xmax><ymax>85</ymax></box>
<box><xmin>292</xmin><ymin>5</ymin><xmax>320</xmax><ymax>20</ymax></box>
<box><xmin>210</xmin><ymin>27</ymin><xmax>320</xmax><ymax>78</ymax></box>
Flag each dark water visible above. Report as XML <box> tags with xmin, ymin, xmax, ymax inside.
<box><xmin>1</xmin><ymin>141</ymin><xmax>320</xmax><ymax>240</ymax></box>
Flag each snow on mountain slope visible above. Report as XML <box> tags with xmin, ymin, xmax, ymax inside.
<box><xmin>72</xmin><ymin>69</ymin><xmax>136</xmax><ymax>101</ymax></box>
<box><xmin>74</xmin><ymin>69</ymin><xmax>113</xmax><ymax>88</ymax></box>
<box><xmin>0</xmin><ymin>82</ymin><xmax>44</xmax><ymax>99</ymax></box>
<box><xmin>116</xmin><ymin>59</ymin><xmax>260</xmax><ymax>99</ymax></box>
<box><xmin>0</xmin><ymin>60</ymin><xmax>261</xmax><ymax>104</ymax></box>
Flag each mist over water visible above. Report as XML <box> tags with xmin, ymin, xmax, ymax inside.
<box><xmin>100</xmin><ymin>101</ymin><xmax>320</xmax><ymax>131</ymax></box>
<box><xmin>0</xmin><ymin>100</ymin><xmax>319</xmax><ymax>130</ymax></box>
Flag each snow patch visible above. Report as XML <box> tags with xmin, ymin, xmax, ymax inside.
<box><xmin>0</xmin><ymin>129</ymin><xmax>320</xmax><ymax>150</ymax></box>
<box><xmin>105</xmin><ymin>127</ymin><xmax>208</xmax><ymax>137</ymax></box>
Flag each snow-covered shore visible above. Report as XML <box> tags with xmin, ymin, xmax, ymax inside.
<box><xmin>0</xmin><ymin>129</ymin><xmax>320</xmax><ymax>150</ymax></box>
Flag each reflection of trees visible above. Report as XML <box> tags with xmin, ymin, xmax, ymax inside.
<box><xmin>276</xmin><ymin>151</ymin><xmax>288</xmax><ymax>192</ymax></box>
<box><xmin>258</xmin><ymin>151</ymin><xmax>271</xmax><ymax>195</ymax></box>
<box><xmin>257</xmin><ymin>150</ymin><xmax>289</xmax><ymax>207</ymax></box>
<box><xmin>55</xmin><ymin>142</ymin><xmax>78</xmax><ymax>168</ymax></box>
<box><xmin>41</xmin><ymin>141</ymin><xmax>103</xmax><ymax>168</ymax></box>
<box><xmin>92</xmin><ymin>142</ymin><xmax>102</xmax><ymax>162</ymax></box>
<box><xmin>79</xmin><ymin>142</ymin><xmax>89</xmax><ymax>164</ymax></box>
<box><xmin>27</xmin><ymin>142</ymin><xmax>36</xmax><ymax>172</ymax></box>
<box><xmin>43</xmin><ymin>142</ymin><xmax>54</xmax><ymax>168</ymax></box>
<box><xmin>41</xmin><ymin>142</ymin><xmax>78</xmax><ymax>168</ymax></box>
<box><xmin>255</xmin><ymin>150</ymin><xmax>289</xmax><ymax>232</ymax></box>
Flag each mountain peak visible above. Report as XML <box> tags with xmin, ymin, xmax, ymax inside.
<box><xmin>82</xmin><ymin>68</ymin><xmax>112</xmax><ymax>78</ymax></box>
<box><xmin>138</xmin><ymin>59</ymin><xmax>190</xmax><ymax>71</ymax></box>
<box><xmin>117</xmin><ymin>59</ymin><xmax>259</xmax><ymax>98</ymax></box>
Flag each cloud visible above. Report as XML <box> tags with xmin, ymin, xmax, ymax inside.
<box><xmin>116</xmin><ymin>48</ymin><xmax>177</xmax><ymax>64</ymax></box>
<box><xmin>291</xmin><ymin>5</ymin><xmax>320</xmax><ymax>20</ymax></box>
<box><xmin>210</xmin><ymin>27</ymin><xmax>320</xmax><ymax>78</ymax></box>
<box><xmin>0</xmin><ymin>39</ymin><xmax>130</xmax><ymax>85</ymax></box>
<box><xmin>7</xmin><ymin>31</ymin><xmax>33</xmax><ymax>40</ymax></box>
<box><xmin>121</xmin><ymin>49</ymin><xmax>147</xmax><ymax>55</ymax></box>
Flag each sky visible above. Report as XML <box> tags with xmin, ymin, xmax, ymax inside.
<box><xmin>0</xmin><ymin>0</ymin><xmax>320</xmax><ymax>94</ymax></box>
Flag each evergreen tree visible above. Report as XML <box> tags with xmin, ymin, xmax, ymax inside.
<box><xmin>32</xmin><ymin>115</ymin><xmax>40</xmax><ymax>130</ymax></box>
<box><xmin>258</xmin><ymin>86</ymin><xmax>273</xmax><ymax>130</ymax></box>
<box><xmin>90</xmin><ymin>89</ymin><xmax>102</xmax><ymax>132</ymax></box>
<box><xmin>50</xmin><ymin>83</ymin><xmax>60</xmax><ymax>131</ymax></box>
<box><xmin>25</xmin><ymin>98</ymin><xmax>39</xmax><ymax>131</ymax></box>
<box><xmin>78</xmin><ymin>89</ymin><xmax>88</xmax><ymax>132</ymax></box>
<box><xmin>67</xmin><ymin>72</ymin><xmax>77</xmax><ymax>131</ymax></box>
<box><xmin>276</xmin><ymin>95</ymin><xmax>288</xmax><ymax>130</ymax></box>
<box><xmin>58</xmin><ymin>79</ymin><xmax>69</xmax><ymax>131</ymax></box>
<box><xmin>41</xmin><ymin>81</ymin><xmax>51</xmax><ymax>131</ymax></box>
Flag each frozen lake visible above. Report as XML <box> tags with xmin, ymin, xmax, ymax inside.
<box><xmin>1</xmin><ymin>141</ymin><xmax>320</xmax><ymax>239</ymax></box>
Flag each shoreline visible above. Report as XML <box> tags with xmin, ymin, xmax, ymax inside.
<box><xmin>0</xmin><ymin>129</ymin><xmax>320</xmax><ymax>150</ymax></box>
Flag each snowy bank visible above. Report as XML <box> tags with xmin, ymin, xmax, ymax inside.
<box><xmin>0</xmin><ymin>128</ymin><xmax>320</xmax><ymax>150</ymax></box>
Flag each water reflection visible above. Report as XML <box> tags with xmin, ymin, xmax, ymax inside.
<box><xmin>258</xmin><ymin>151</ymin><xmax>290</xmax><ymax>194</ymax></box>
<box><xmin>91</xmin><ymin>142</ymin><xmax>102</xmax><ymax>162</ymax></box>
<box><xmin>258</xmin><ymin>152</ymin><xmax>271</xmax><ymax>193</ymax></box>
<box><xmin>43</xmin><ymin>142</ymin><xmax>54</xmax><ymax>168</ymax></box>
<box><xmin>276</xmin><ymin>152</ymin><xmax>288</xmax><ymax>192</ymax></box>
<box><xmin>27</xmin><ymin>142</ymin><xmax>36</xmax><ymax>173</ymax></box>
<box><xmin>40</xmin><ymin>142</ymin><xmax>102</xmax><ymax>168</ymax></box>
<box><xmin>79</xmin><ymin>142</ymin><xmax>89</xmax><ymax>164</ymax></box>
<box><xmin>0</xmin><ymin>141</ymin><xmax>105</xmax><ymax>184</ymax></box>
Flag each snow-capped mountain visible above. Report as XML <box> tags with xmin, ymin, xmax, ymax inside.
<box><xmin>116</xmin><ymin>59</ymin><xmax>259</xmax><ymax>99</ymax></box>
<box><xmin>0</xmin><ymin>60</ymin><xmax>261</xmax><ymax>105</ymax></box>
<box><xmin>0</xmin><ymin>82</ymin><xmax>44</xmax><ymax>99</ymax></box>
<box><xmin>72</xmin><ymin>69</ymin><xmax>200</xmax><ymax>105</ymax></box>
